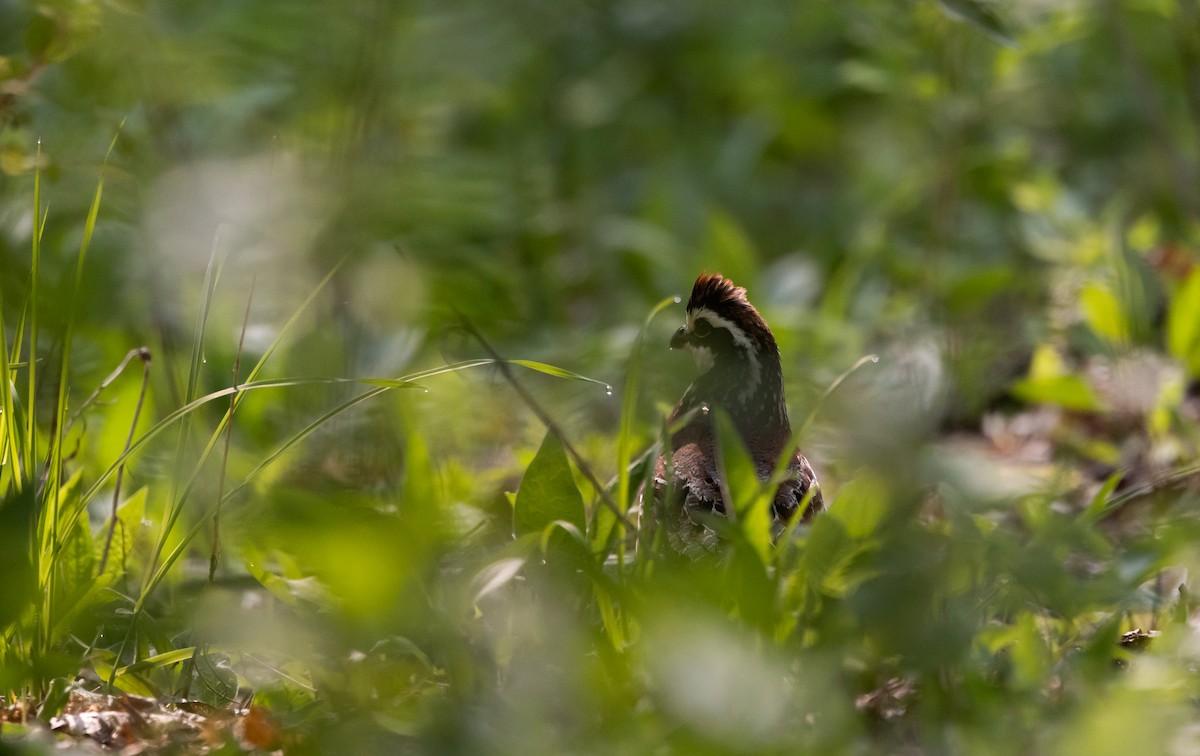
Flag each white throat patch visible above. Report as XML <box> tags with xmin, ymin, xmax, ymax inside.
<box><xmin>689</xmin><ymin>344</ymin><xmax>715</xmax><ymax>373</ymax></box>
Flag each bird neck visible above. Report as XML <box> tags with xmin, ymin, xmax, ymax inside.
<box><xmin>678</xmin><ymin>349</ymin><xmax>791</xmax><ymax>439</ymax></box>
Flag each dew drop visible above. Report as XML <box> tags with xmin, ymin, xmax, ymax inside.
<box><xmin>604</xmin><ymin>384</ymin><xmax>613</xmax><ymax>397</ymax></box>
<box><xmin>673</xmin><ymin>296</ymin><xmax>682</xmax><ymax>304</ymax></box>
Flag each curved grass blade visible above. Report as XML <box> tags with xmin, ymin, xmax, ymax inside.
<box><xmin>507</xmin><ymin>360</ymin><xmax>612</xmax><ymax>391</ymax></box>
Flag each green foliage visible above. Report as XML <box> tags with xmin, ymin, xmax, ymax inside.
<box><xmin>1168</xmin><ymin>268</ymin><xmax>1200</xmax><ymax>376</ymax></box>
<box><xmin>3</xmin><ymin>0</ymin><xmax>1200</xmax><ymax>753</ymax></box>
<box><xmin>514</xmin><ymin>430</ymin><xmax>585</xmax><ymax>537</ymax></box>
<box><xmin>0</xmin><ymin>488</ymin><xmax>37</xmax><ymax>633</ymax></box>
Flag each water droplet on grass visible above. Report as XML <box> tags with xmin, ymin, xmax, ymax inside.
<box><xmin>605</xmin><ymin>384</ymin><xmax>613</xmax><ymax>396</ymax></box>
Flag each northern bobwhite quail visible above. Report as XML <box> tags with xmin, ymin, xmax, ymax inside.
<box><xmin>651</xmin><ymin>273</ymin><xmax>824</xmax><ymax>546</ymax></box>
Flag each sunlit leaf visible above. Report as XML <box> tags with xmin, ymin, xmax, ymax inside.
<box><xmin>1009</xmin><ymin>613</ymin><xmax>1053</xmax><ymax>689</ymax></box>
<box><xmin>507</xmin><ymin>360</ymin><xmax>612</xmax><ymax>391</ymax></box>
<box><xmin>117</xmin><ymin>647</ymin><xmax>197</xmax><ymax>675</ymax></box>
<box><xmin>1080</xmin><ymin>281</ymin><xmax>1130</xmax><ymax>345</ymax></box>
<box><xmin>1011</xmin><ymin>375</ymin><xmax>1102</xmax><ymax>411</ymax></box>
<box><xmin>1167</xmin><ymin>268</ymin><xmax>1200</xmax><ymax>376</ymax></box>
<box><xmin>57</xmin><ymin>518</ymin><xmax>94</xmax><ymax>608</ymax></box>
<box><xmin>1012</xmin><ymin>344</ymin><xmax>1102</xmax><ymax>411</ymax></box>
<box><xmin>245</xmin><ymin>554</ymin><xmax>336</xmax><ymax>610</ymax></box>
<box><xmin>91</xmin><ymin>660</ymin><xmax>157</xmax><ymax>698</ymax></box>
<box><xmin>95</xmin><ymin>487</ymin><xmax>152</xmax><ymax>585</ymax></box>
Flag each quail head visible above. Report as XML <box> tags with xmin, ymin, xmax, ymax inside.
<box><xmin>651</xmin><ymin>273</ymin><xmax>824</xmax><ymax>544</ymax></box>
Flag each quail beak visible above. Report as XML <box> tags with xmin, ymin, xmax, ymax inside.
<box><xmin>670</xmin><ymin>325</ymin><xmax>689</xmax><ymax>350</ymax></box>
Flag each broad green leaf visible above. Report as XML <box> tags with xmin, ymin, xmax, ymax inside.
<box><xmin>1011</xmin><ymin>345</ymin><xmax>1102</xmax><ymax>411</ymax></box>
<box><xmin>91</xmin><ymin>663</ymin><xmax>157</xmax><ymax>698</ymax></box>
<box><xmin>514</xmin><ymin>431</ymin><xmax>585</xmax><ymax>537</ymax></box>
<box><xmin>1011</xmin><ymin>375</ymin><xmax>1102</xmax><ymax>412</ymax></box>
<box><xmin>245</xmin><ymin>554</ymin><xmax>336</xmax><ymax>610</ymax></box>
<box><xmin>192</xmin><ymin>651</ymin><xmax>239</xmax><ymax>706</ymax></box>
<box><xmin>52</xmin><ymin>470</ymin><xmax>89</xmax><ymax>599</ymax></box>
<box><xmin>1026</xmin><ymin>343</ymin><xmax>1069</xmax><ymax>380</ymax></box>
<box><xmin>1167</xmin><ymin>268</ymin><xmax>1200</xmax><ymax>377</ymax></box>
<box><xmin>98</xmin><ymin>487</ymin><xmax>150</xmax><ymax>579</ymax></box>
<box><xmin>1080</xmin><ymin>281</ymin><xmax>1130</xmax><ymax>345</ymax></box>
<box><xmin>57</xmin><ymin>517</ymin><xmax>94</xmax><ymax>609</ymax></box>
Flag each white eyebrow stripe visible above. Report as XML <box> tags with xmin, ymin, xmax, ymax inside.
<box><xmin>688</xmin><ymin>307</ymin><xmax>761</xmax><ymax>401</ymax></box>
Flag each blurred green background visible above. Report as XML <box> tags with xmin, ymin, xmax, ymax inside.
<box><xmin>3</xmin><ymin>0</ymin><xmax>1200</xmax><ymax>753</ymax></box>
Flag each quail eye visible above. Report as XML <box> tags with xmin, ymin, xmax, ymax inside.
<box><xmin>693</xmin><ymin>318</ymin><xmax>712</xmax><ymax>338</ymax></box>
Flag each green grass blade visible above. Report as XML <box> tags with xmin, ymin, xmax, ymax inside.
<box><xmin>26</xmin><ymin>143</ymin><xmax>43</xmax><ymax>497</ymax></box>
<box><xmin>507</xmin><ymin>359</ymin><xmax>612</xmax><ymax>390</ymax></box>
<box><xmin>0</xmin><ymin>288</ymin><xmax>22</xmax><ymax>494</ymax></box>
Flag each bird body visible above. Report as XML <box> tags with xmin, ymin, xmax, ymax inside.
<box><xmin>650</xmin><ymin>274</ymin><xmax>823</xmax><ymax>545</ymax></box>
